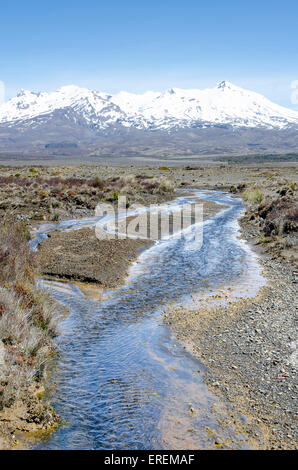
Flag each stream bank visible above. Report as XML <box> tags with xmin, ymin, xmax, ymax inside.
<box><xmin>164</xmin><ymin>258</ymin><xmax>297</xmax><ymax>449</ymax></box>
<box><xmin>27</xmin><ymin>190</ymin><xmax>272</xmax><ymax>450</ymax></box>
<box><xmin>164</xmin><ymin>187</ymin><xmax>297</xmax><ymax>449</ymax></box>
<box><xmin>0</xmin><ymin>163</ymin><xmax>296</xmax><ymax>450</ymax></box>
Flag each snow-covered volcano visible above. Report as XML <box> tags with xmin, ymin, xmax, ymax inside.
<box><xmin>1</xmin><ymin>81</ymin><xmax>298</xmax><ymax>132</ymax></box>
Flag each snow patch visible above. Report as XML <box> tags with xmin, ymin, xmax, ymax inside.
<box><xmin>1</xmin><ymin>81</ymin><xmax>298</xmax><ymax>131</ymax></box>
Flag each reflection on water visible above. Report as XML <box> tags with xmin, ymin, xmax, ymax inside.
<box><xmin>33</xmin><ymin>190</ymin><xmax>265</xmax><ymax>450</ymax></box>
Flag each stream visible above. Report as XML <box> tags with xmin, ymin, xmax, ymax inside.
<box><xmin>31</xmin><ymin>190</ymin><xmax>265</xmax><ymax>450</ymax></box>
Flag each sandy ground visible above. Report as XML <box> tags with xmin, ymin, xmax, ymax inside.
<box><xmin>38</xmin><ymin>228</ymin><xmax>152</xmax><ymax>288</ymax></box>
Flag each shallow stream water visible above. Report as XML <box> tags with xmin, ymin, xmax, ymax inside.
<box><xmin>32</xmin><ymin>190</ymin><xmax>265</xmax><ymax>450</ymax></box>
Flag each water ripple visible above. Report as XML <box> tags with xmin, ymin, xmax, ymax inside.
<box><xmin>34</xmin><ymin>190</ymin><xmax>265</xmax><ymax>450</ymax></box>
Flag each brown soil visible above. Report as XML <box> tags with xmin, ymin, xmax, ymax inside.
<box><xmin>37</xmin><ymin>227</ymin><xmax>152</xmax><ymax>288</ymax></box>
<box><xmin>0</xmin><ymin>385</ymin><xmax>59</xmax><ymax>450</ymax></box>
<box><xmin>37</xmin><ymin>198</ymin><xmax>223</xmax><ymax>289</ymax></box>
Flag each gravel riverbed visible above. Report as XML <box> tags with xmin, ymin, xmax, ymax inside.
<box><xmin>164</xmin><ymin>224</ymin><xmax>297</xmax><ymax>449</ymax></box>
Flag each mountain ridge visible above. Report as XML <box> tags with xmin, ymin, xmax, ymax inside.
<box><xmin>1</xmin><ymin>81</ymin><xmax>298</xmax><ymax>158</ymax></box>
<box><xmin>1</xmin><ymin>81</ymin><xmax>298</xmax><ymax>132</ymax></box>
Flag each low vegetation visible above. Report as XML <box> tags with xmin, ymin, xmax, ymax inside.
<box><xmin>0</xmin><ymin>217</ymin><xmax>63</xmax><ymax>410</ymax></box>
<box><xmin>242</xmin><ymin>187</ymin><xmax>264</xmax><ymax>204</ymax></box>
<box><xmin>0</xmin><ymin>172</ymin><xmax>174</xmax><ymax>221</ymax></box>
<box><xmin>232</xmin><ymin>177</ymin><xmax>298</xmax><ymax>267</ymax></box>
<box><xmin>0</xmin><ymin>167</ymin><xmax>175</xmax><ymax>441</ymax></box>
<box><xmin>0</xmin><ymin>166</ymin><xmax>176</xmax><ymax>447</ymax></box>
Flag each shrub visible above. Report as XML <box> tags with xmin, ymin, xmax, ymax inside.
<box><xmin>135</xmin><ymin>174</ymin><xmax>152</xmax><ymax>180</ymax></box>
<box><xmin>0</xmin><ymin>218</ymin><xmax>63</xmax><ymax>409</ymax></box>
<box><xmin>0</xmin><ymin>284</ymin><xmax>58</xmax><ymax>407</ymax></box>
<box><xmin>242</xmin><ymin>188</ymin><xmax>263</xmax><ymax>204</ymax></box>
<box><xmin>141</xmin><ymin>181</ymin><xmax>159</xmax><ymax>193</ymax></box>
<box><xmin>39</xmin><ymin>190</ymin><xmax>48</xmax><ymax>199</ymax></box>
<box><xmin>90</xmin><ymin>177</ymin><xmax>105</xmax><ymax>190</ymax></box>
<box><xmin>50</xmin><ymin>212</ymin><xmax>59</xmax><ymax>221</ymax></box>
<box><xmin>154</xmin><ymin>176</ymin><xmax>174</xmax><ymax>193</ymax></box>
<box><xmin>258</xmin><ymin>236</ymin><xmax>271</xmax><ymax>244</ymax></box>
<box><xmin>0</xmin><ymin>217</ymin><xmax>34</xmax><ymax>283</ymax></box>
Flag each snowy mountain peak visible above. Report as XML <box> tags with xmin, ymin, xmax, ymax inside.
<box><xmin>166</xmin><ymin>88</ymin><xmax>175</xmax><ymax>95</ymax></box>
<box><xmin>58</xmin><ymin>84</ymin><xmax>85</xmax><ymax>93</ymax></box>
<box><xmin>216</xmin><ymin>80</ymin><xmax>234</xmax><ymax>90</ymax></box>
<box><xmin>1</xmin><ymin>82</ymin><xmax>298</xmax><ymax>131</ymax></box>
<box><xmin>17</xmin><ymin>89</ymin><xmax>31</xmax><ymax>97</ymax></box>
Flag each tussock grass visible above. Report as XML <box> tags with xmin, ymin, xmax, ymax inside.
<box><xmin>242</xmin><ymin>188</ymin><xmax>264</xmax><ymax>204</ymax></box>
<box><xmin>154</xmin><ymin>176</ymin><xmax>175</xmax><ymax>193</ymax></box>
<box><xmin>258</xmin><ymin>236</ymin><xmax>271</xmax><ymax>244</ymax></box>
<box><xmin>0</xmin><ymin>218</ymin><xmax>34</xmax><ymax>283</ymax></box>
<box><xmin>0</xmin><ymin>173</ymin><xmax>175</xmax><ymax>221</ymax></box>
<box><xmin>0</xmin><ymin>218</ymin><xmax>63</xmax><ymax>409</ymax></box>
<box><xmin>262</xmin><ymin>199</ymin><xmax>298</xmax><ymax>236</ymax></box>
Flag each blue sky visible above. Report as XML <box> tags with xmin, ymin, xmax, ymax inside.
<box><xmin>1</xmin><ymin>0</ymin><xmax>298</xmax><ymax>109</ymax></box>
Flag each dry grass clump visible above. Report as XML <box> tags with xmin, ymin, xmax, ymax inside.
<box><xmin>0</xmin><ymin>286</ymin><xmax>55</xmax><ymax>407</ymax></box>
<box><xmin>0</xmin><ymin>218</ymin><xmax>34</xmax><ymax>283</ymax></box>
<box><xmin>153</xmin><ymin>176</ymin><xmax>175</xmax><ymax>193</ymax></box>
<box><xmin>96</xmin><ymin>174</ymin><xmax>174</xmax><ymax>200</ymax></box>
<box><xmin>91</xmin><ymin>176</ymin><xmax>105</xmax><ymax>190</ymax></box>
<box><xmin>0</xmin><ymin>173</ymin><xmax>175</xmax><ymax>221</ymax></box>
<box><xmin>242</xmin><ymin>188</ymin><xmax>264</xmax><ymax>204</ymax></box>
<box><xmin>259</xmin><ymin>198</ymin><xmax>298</xmax><ymax>236</ymax></box>
<box><xmin>239</xmin><ymin>180</ymin><xmax>297</xmax><ymax>261</ymax></box>
<box><xmin>0</xmin><ymin>218</ymin><xmax>62</xmax><ymax>409</ymax></box>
